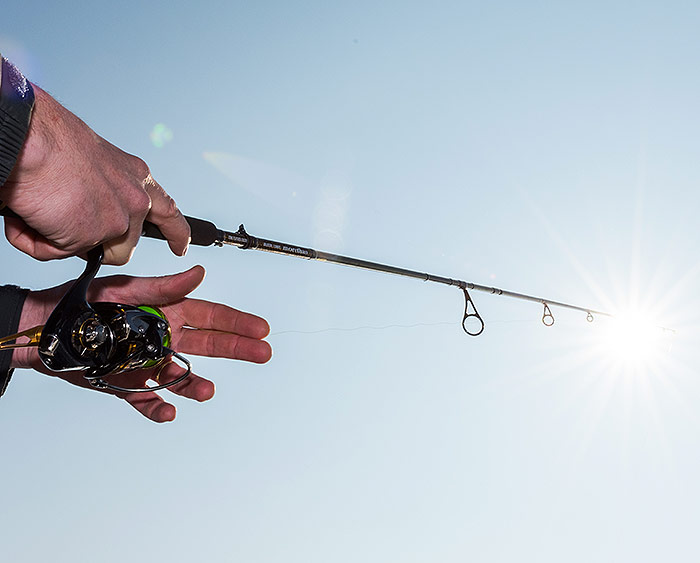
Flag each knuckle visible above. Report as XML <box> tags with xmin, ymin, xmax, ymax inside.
<box><xmin>108</xmin><ymin>213</ymin><xmax>130</xmax><ymax>237</ymax></box>
<box><xmin>205</xmin><ymin>332</ymin><xmax>220</xmax><ymax>358</ymax></box>
<box><xmin>162</xmin><ymin>195</ymin><xmax>180</xmax><ymax>219</ymax></box>
<box><xmin>132</xmin><ymin>188</ymin><xmax>152</xmax><ymax>214</ymax></box>
<box><xmin>132</xmin><ymin>156</ymin><xmax>150</xmax><ymax>180</ymax></box>
<box><xmin>123</xmin><ymin>186</ymin><xmax>151</xmax><ymax>216</ymax></box>
<box><xmin>229</xmin><ymin>336</ymin><xmax>243</xmax><ymax>360</ymax></box>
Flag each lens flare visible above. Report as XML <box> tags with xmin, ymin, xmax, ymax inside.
<box><xmin>150</xmin><ymin>123</ymin><xmax>173</xmax><ymax>148</ymax></box>
<box><xmin>599</xmin><ymin>311</ymin><xmax>673</xmax><ymax>369</ymax></box>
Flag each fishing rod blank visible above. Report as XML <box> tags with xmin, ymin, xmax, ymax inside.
<box><xmin>139</xmin><ymin>215</ymin><xmax>618</xmax><ymax>336</ymax></box>
<box><xmin>0</xmin><ymin>207</ymin><xmax>646</xmax><ymax>335</ymax></box>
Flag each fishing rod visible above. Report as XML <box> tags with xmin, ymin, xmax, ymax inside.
<box><xmin>0</xmin><ymin>208</ymin><xmax>672</xmax><ymax>390</ymax></box>
<box><xmin>1</xmin><ymin>208</ymin><xmax>671</xmax><ymax>336</ymax></box>
<box><xmin>140</xmin><ymin>215</ymin><xmax>617</xmax><ymax>336</ymax></box>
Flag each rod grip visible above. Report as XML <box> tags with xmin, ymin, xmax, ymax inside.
<box><xmin>0</xmin><ymin>206</ymin><xmax>222</xmax><ymax>247</ymax></box>
<box><xmin>142</xmin><ymin>216</ymin><xmax>222</xmax><ymax>247</ymax></box>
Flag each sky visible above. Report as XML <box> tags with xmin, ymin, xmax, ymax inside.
<box><xmin>2</xmin><ymin>1</ymin><xmax>700</xmax><ymax>561</ymax></box>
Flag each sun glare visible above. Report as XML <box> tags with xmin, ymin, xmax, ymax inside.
<box><xmin>599</xmin><ymin>311</ymin><xmax>673</xmax><ymax>369</ymax></box>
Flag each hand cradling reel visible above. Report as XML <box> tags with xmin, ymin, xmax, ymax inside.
<box><xmin>0</xmin><ymin>246</ymin><xmax>191</xmax><ymax>393</ymax></box>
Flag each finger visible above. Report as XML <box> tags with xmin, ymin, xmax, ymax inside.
<box><xmin>123</xmin><ymin>390</ymin><xmax>177</xmax><ymax>423</ymax></box>
<box><xmin>155</xmin><ymin>361</ymin><xmax>215</xmax><ymax>402</ymax></box>
<box><xmin>90</xmin><ymin>265</ymin><xmax>206</xmax><ymax>305</ymax></box>
<box><xmin>176</xmin><ymin>327</ymin><xmax>273</xmax><ymax>363</ymax></box>
<box><xmin>179</xmin><ymin>298</ymin><xmax>271</xmax><ymax>339</ymax></box>
<box><xmin>101</xmin><ymin>190</ymin><xmax>151</xmax><ymax>265</ymax></box>
<box><xmin>101</xmin><ymin>223</ymin><xmax>143</xmax><ymax>266</ymax></box>
<box><xmin>143</xmin><ymin>175</ymin><xmax>190</xmax><ymax>257</ymax></box>
<box><xmin>4</xmin><ymin>217</ymin><xmax>74</xmax><ymax>261</ymax></box>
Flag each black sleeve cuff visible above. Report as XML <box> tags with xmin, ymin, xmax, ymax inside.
<box><xmin>0</xmin><ymin>285</ymin><xmax>29</xmax><ymax>397</ymax></box>
<box><xmin>0</xmin><ymin>57</ymin><xmax>35</xmax><ymax>187</ymax></box>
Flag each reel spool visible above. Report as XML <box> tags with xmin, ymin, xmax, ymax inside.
<box><xmin>0</xmin><ymin>246</ymin><xmax>191</xmax><ymax>393</ymax></box>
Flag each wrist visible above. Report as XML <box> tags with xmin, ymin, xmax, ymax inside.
<box><xmin>0</xmin><ymin>56</ymin><xmax>35</xmax><ymax>187</ymax></box>
<box><xmin>0</xmin><ymin>286</ymin><xmax>29</xmax><ymax>394</ymax></box>
<box><xmin>11</xmin><ymin>288</ymin><xmax>54</xmax><ymax>369</ymax></box>
<box><xmin>4</xmin><ymin>84</ymin><xmax>55</xmax><ymax>185</ymax></box>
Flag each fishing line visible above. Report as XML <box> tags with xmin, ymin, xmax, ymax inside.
<box><xmin>270</xmin><ymin>318</ymin><xmax>549</xmax><ymax>337</ymax></box>
<box><xmin>270</xmin><ymin>321</ymin><xmax>457</xmax><ymax>336</ymax></box>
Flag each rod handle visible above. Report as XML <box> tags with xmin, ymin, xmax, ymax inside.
<box><xmin>142</xmin><ymin>216</ymin><xmax>223</xmax><ymax>247</ymax></box>
<box><xmin>0</xmin><ymin>206</ymin><xmax>222</xmax><ymax>247</ymax></box>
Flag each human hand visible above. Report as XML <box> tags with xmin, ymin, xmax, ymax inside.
<box><xmin>12</xmin><ymin>266</ymin><xmax>272</xmax><ymax>422</ymax></box>
<box><xmin>1</xmin><ymin>85</ymin><xmax>190</xmax><ymax>265</ymax></box>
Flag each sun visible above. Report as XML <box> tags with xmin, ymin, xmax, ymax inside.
<box><xmin>596</xmin><ymin>309</ymin><xmax>675</xmax><ymax>371</ymax></box>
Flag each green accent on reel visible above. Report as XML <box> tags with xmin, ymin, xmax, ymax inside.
<box><xmin>137</xmin><ymin>305</ymin><xmax>172</xmax><ymax>368</ymax></box>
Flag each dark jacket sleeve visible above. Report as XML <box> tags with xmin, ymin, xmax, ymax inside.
<box><xmin>0</xmin><ymin>285</ymin><xmax>29</xmax><ymax>397</ymax></box>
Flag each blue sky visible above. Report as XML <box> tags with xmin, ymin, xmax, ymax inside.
<box><xmin>2</xmin><ymin>2</ymin><xmax>700</xmax><ymax>561</ymax></box>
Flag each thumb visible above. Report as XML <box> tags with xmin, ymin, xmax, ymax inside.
<box><xmin>90</xmin><ymin>265</ymin><xmax>206</xmax><ymax>305</ymax></box>
<box><xmin>4</xmin><ymin>216</ymin><xmax>73</xmax><ymax>261</ymax></box>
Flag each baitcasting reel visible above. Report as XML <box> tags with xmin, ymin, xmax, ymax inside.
<box><xmin>0</xmin><ymin>246</ymin><xmax>191</xmax><ymax>393</ymax></box>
